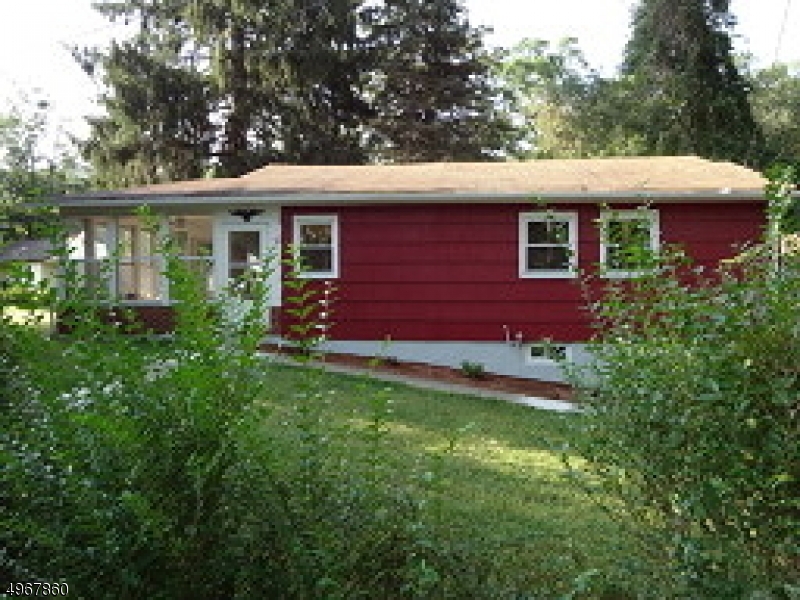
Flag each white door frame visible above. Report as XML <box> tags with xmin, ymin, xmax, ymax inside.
<box><xmin>212</xmin><ymin>208</ymin><xmax>281</xmax><ymax>306</ymax></box>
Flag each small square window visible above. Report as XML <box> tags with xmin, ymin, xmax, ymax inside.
<box><xmin>526</xmin><ymin>343</ymin><xmax>569</xmax><ymax>364</ymax></box>
<box><xmin>293</xmin><ymin>215</ymin><xmax>339</xmax><ymax>278</ymax></box>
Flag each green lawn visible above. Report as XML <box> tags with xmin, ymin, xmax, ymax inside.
<box><xmin>259</xmin><ymin>361</ymin><xmax>643</xmax><ymax>597</ymax></box>
<box><xmin>11</xmin><ymin>329</ymin><xmax>642</xmax><ymax>596</ymax></box>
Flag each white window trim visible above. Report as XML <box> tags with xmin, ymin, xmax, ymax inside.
<box><xmin>213</xmin><ymin>210</ymin><xmax>280</xmax><ymax>306</ymax></box>
<box><xmin>518</xmin><ymin>211</ymin><xmax>578</xmax><ymax>279</ymax></box>
<box><xmin>599</xmin><ymin>209</ymin><xmax>660</xmax><ymax>279</ymax></box>
<box><xmin>70</xmin><ymin>216</ymin><xmax>185</xmax><ymax>306</ymax></box>
<box><xmin>293</xmin><ymin>215</ymin><xmax>339</xmax><ymax>279</ymax></box>
<box><xmin>525</xmin><ymin>343</ymin><xmax>572</xmax><ymax>365</ymax></box>
<box><xmin>115</xmin><ymin>221</ymin><xmax>165</xmax><ymax>303</ymax></box>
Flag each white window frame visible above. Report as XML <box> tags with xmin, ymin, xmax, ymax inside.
<box><xmin>68</xmin><ymin>217</ymin><xmax>175</xmax><ymax>305</ymax></box>
<box><xmin>518</xmin><ymin>211</ymin><xmax>578</xmax><ymax>279</ymax></box>
<box><xmin>68</xmin><ymin>218</ymin><xmax>117</xmax><ymax>303</ymax></box>
<box><xmin>525</xmin><ymin>343</ymin><xmax>571</xmax><ymax>365</ymax></box>
<box><xmin>292</xmin><ymin>215</ymin><xmax>339</xmax><ymax>279</ymax></box>
<box><xmin>170</xmin><ymin>216</ymin><xmax>215</xmax><ymax>300</ymax></box>
<box><xmin>599</xmin><ymin>209</ymin><xmax>660</xmax><ymax>278</ymax></box>
<box><xmin>115</xmin><ymin>221</ymin><xmax>164</xmax><ymax>303</ymax></box>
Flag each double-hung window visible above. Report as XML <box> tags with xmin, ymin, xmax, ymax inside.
<box><xmin>170</xmin><ymin>216</ymin><xmax>214</xmax><ymax>298</ymax></box>
<box><xmin>83</xmin><ymin>220</ymin><xmax>111</xmax><ymax>298</ymax></box>
<box><xmin>600</xmin><ymin>209</ymin><xmax>660</xmax><ymax>277</ymax></box>
<box><xmin>117</xmin><ymin>221</ymin><xmax>162</xmax><ymax>301</ymax></box>
<box><xmin>519</xmin><ymin>212</ymin><xmax>578</xmax><ymax>278</ymax></box>
<box><xmin>293</xmin><ymin>215</ymin><xmax>339</xmax><ymax>278</ymax></box>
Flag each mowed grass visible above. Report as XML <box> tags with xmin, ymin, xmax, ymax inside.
<box><xmin>20</xmin><ymin>330</ymin><xmax>641</xmax><ymax>596</ymax></box>
<box><xmin>259</xmin><ymin>361</ymin><xmax>642</xmax><ymax>597</ymax></box>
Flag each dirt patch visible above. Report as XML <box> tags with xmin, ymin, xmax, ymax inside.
<box><xmin>264</xmin><ymin>345</ymin><xmax>574</xmax><ymax>401</ymax></box>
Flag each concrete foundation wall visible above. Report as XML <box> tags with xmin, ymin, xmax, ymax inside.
<box><xmin>271</xmin><ymin>337</ymin><xmax>593</xmax><ymax>383</ymax></box>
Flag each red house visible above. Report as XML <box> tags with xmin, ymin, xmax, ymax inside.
<box><xmin>52</xmin><ymin>156</ymin><xmax>767</xmax><ymax>382</ymax></box>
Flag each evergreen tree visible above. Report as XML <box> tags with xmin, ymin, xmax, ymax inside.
<box><xmin>79</xmin><ymin>41</ymin><xmax>215</xmax><ymax>187</ymax></box>
<box><xmin>623</xmin><ymin>0</ymin><xmax>764</xmax><ymax>165</ymax></box>
<box><xmin>277</xmin><ymin>0</ymin><xmax>376</xmax><ymax>164</ymax></box>
<box><xmin>79</xmin><ymin>0</ymin><xmax>292</xmax><ymax>183</ymax></box>
<box><xmin>367</xmin><ymin>0</ymin><xmax>510</xmax><ymax>162</ymax></box>
<box><xmin>80</xmin><ymin>0</ymin><xmax>507</xmax><ymax>185</ymax></box>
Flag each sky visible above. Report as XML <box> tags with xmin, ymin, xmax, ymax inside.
<box><xmin>0</xmin><ymin>0</ymin><xmax>797</xmax><ymax>148</ymax></box>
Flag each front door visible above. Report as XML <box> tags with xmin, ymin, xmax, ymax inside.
<box><xmin>216</xmin><ymin>223</ymin><xmax>269</xmax><ymax>329</ymax></box>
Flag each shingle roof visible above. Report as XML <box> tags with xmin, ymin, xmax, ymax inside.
<box><xmin>0</xmin><ymin>239</ymin><xmax>54</xmax><ymax>262</ymax></box>
<box><xmin>59</xmin><ymin>156</ymin><xmax>766</xmax><ymax>202</ymax></box>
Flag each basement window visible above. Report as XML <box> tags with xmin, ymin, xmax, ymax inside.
<box><xmin>526</xmin><ymin>343</ymin><xmax>570</xmax><ymax>364</ymax></box>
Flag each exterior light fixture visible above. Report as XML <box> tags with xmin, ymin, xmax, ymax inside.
<box><xmin>229</xmin><ymin>209</ymin><xmax>264</xmax><ymax>222</ymax></box>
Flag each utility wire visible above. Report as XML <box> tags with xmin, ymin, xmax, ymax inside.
<box><xmin>774</xmin><ymin>0</ymin><xmax>793</xmax><ymax>64</ymax></box>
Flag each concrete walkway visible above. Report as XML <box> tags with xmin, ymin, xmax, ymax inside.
<box><xmin>262</xmin><ymin>353</ymin><xmax>580</xmax><ymax>413</ymax></box>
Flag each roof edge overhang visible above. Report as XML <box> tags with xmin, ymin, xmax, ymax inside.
<box><xmin>49</xmin><ymin>189</ymin><xmax>769</xmax><ymax>213</ymax></box>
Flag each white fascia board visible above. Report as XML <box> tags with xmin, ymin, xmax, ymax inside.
<box><xmin>50</xmin><ymin>189</ymin><xmax>769</xmax><ymax>212</ymax></box>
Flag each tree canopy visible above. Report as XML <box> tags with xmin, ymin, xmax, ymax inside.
<box><xmin>493</xmin><ymin>0</ymin><xmax>792</xmax><ymax>169</ymax></box>
<box><xmin>622</xmin><ymin>0</ymin><xmax>764</xmax><ymax>164</ymax></box>
<box><xmin>78</xmin><ymin>0</ymin><xmax>508</xmax><ymax>187</ymax></box>
<box><xmin>366</xmin><ymin>0</ymin><xmax>512</xmax><ymax>162</ymax></box>
<box><xmin>0</xmin><ymin>94</ymin><xmax>86</xmax><ymax>242</ymax></box>
<box><xmin>747</xmin><ymin>62</ymin><xmax>800</xmax><ymax>168</ymax></box>
<box><xmin>70</xmin><ymin>0</ymin><xmax>800</xmax><ymax>183</ymax></box>
<box><xmin>494</xmin><ymin>38</ymin><xmax>650</xmax><ymax>159</ymax></box>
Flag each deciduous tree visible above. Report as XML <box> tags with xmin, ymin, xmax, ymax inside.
<box><xmin>494</xmin><ymin>38</ymin><xmax>647</xmax><ymax>158</ymax></box>
<box><xmin>0</xmin><ymin>95</ymin><xmax>86</xmax><ymax>242</ymax></box>
<box><xmin>748</xmin><ymin>62</ymin><xmax>800</xmax><ymax>167</ymax></box>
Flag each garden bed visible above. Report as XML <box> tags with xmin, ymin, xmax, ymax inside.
<box><xmin>263</xmin><ymin>344</ymin><xmax>574</xmax><ymax>401</ymax></box>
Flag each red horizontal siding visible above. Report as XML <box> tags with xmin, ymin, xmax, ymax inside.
<box><xmin>283</xmin><ymin>201</ymin><xmax>764</xmax><ymax>343</ymax></box>
<box><xmin>345</xmin><ymin>242</ymin><xmax>512</xmax><ymax>264</ymax></box>
<box><xmin>660</xmin><ymin>203</ymin><xmax>764</xmax><ymax>264</ymax></box>
<box><xmin>344</xmin><ymin>263</ymin><xmax>517</xmax><ymax>283</ymax></box>
<box><xmin>339</xmin><ymin>282</ymin><xmax>585</xmax><ymax>303</ymax></box>
<box><xmin>333</xmin><ymin>320</ymin><xmax>591</xmax><ymax>342</ymax></box>
<box><xmin>339</xmin><ymin>301</ymin><xmax>588</xmax><ymax>322</ymax></box>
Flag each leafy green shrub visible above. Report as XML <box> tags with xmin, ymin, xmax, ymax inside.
<box><xmin>281</xmin><ymin>245</ymin><xmax>336</xmax><ymax>359</ymax></box>
<box><xmin>565</xmin><ymin>171</ymin><xmax>800</xmax><ymax>598</ymax></box>
<box><xmin>460</xmin><ymin>360</ymin><xmax>488</xmax><ymax>380</ymax></box>
<box><xmin>2</xmin><ymin>218</ymin><xmax>497</xmax><ymax>598</ymax></box>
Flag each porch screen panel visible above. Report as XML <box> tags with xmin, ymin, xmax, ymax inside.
<box><xmin>117</xmin><ymin>220</ymin><xmax>162</xmax><ymax>301</ymax></box>
<box><xmin>169</xmin><ymin>216</ymin><xmax>214</xmax><ymax>298</ymax></box>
